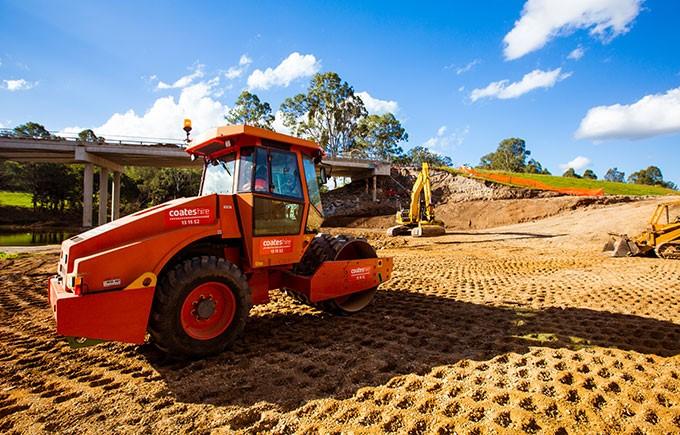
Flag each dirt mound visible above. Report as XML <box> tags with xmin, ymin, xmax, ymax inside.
<box><xmin>322</xmin><ymin>168</ymin><xmax>557</xmax><ymax>221</ymax></box>
<box><xmin>1</xmin><ymin>199</ymin><xmax>680</xmax><ymax>433</ymax></box>
<box><xmin>322</xmin><ymin>168</ymin><xmax>635</xmax><ymax>230</ymax></box>
<box><xmin>328</xmin><ymin>195</ymin><xmax>636</xmax><ymax>230</ymax></box>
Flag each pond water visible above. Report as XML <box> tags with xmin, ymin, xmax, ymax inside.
<box><xmin>0</xmin><ymin>230</ymin><xmax>74</xmax><ymax>246</ymax></box>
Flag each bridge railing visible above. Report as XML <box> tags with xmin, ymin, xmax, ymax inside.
<box><xmin>0</xmin><ymin>128</ymin><xmax>185</xmax><ymax>147</ymax></box>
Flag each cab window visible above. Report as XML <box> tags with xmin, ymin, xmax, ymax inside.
<box><xmin>202</xmin><ymin>154</ymin><xmax>236</xmax><ymax>195</ymax></box>
<box><xmin>253</xmin><ymin>197</ymin><xmax>302</xmax><ymax>236</ymax></box>
<box><xmin>251</xmin><ymin>148</ymin><xmax>304</xmax><ymax>236</ymax></box>
<box><xmin>254</xmin><ymin>148</ymin><xmax>270</xmax><ymax>192</ymax></box>
<box><xmin>271</xmin><ymin>150</ymin><xmax>302</xmax><ymax>198</ymax></box>
<box><xmin>237</xmin><ymin>147</ymin><xmax>254</xmax><ymax>192</ymax></box>
<box><xmin>302</xmin><ymin>156</ymin><xmax>322</xmax><ymax>212</ymax></box>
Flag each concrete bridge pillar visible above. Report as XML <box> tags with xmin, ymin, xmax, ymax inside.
<box><xmin>372</xmin><ymin>175</ymin><xmax>377</xmax><ymax>202</ymax></box>
<box><xmin>111</xmin><ymin>171</ymin><xmax>121</xmax><ymax>220</ymax></box>
<box><xmin>82</xmin><ymin>163</ymin><xmax>94</xmax><ymax>227</ymax></box>
<box><xmin>98</xmin><ymin>167</ymin><xmax>109</xmax><ymax>226</ymax></box>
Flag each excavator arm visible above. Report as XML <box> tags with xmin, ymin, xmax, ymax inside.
<box><xmin>388</xmin><ymin>162</ymin><xmax>445</xmax><ymax>237</ymax></box>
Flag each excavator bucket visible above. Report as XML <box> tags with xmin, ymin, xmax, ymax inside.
<box><xmin>603</xmin><ymin>235</ymin><xmax>641</xmax><ymax>257</ymax></box>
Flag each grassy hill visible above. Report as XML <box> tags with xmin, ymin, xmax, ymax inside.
<box><xmin>0</xmin><ymin>191</ymin><xmax>32</xmax><ymax>208</ymax></box>
<box><xmin>444</xmin><ymin>169</ymin><xmax>677</xmax><ymax>196</ymax></box>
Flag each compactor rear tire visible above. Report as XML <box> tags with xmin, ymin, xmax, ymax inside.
<box><xmin>284</xmin><ymin>233</ymin><xmax>378</xmax><ymax>315</ymax></box>
<box><xmin>149</xmin><ymin>256</ymin><xmax>251</xmax><ymax>358</ymax></box>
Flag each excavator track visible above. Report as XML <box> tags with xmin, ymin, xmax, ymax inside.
<box><xmin>656</xmin><ymin>242</ymin><xmax>680</xmax><ymax>260</ymax></box>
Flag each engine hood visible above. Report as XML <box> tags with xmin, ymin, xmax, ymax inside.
<box><xmin>61</xmin><ymin>195</ymin><xmax>218</xmax><ymax>274</ymax></box>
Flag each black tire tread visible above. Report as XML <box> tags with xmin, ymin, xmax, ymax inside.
<box><xmin>149</xmin><ymin>255</ymin><xmax>251</xmax><ymax>358</ymax></box>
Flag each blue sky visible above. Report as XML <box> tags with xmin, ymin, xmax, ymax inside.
<box><xmin>1</xmin><ymin>0</ymin><xmax>679</xmax><ymax>183</ymax></box>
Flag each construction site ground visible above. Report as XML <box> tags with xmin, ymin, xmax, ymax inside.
<box><xmin>2</xmin><ymin>197</ymin><xmax>680</xmax><ymax>433</ymax></box>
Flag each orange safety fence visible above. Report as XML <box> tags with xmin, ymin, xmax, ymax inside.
<box><xmin>460</xmin><ymin>168</ymin><xmax>605</xmax><ymax>197</ymax></box>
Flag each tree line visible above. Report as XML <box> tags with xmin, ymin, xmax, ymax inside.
<box><xmin>476</xmin><ymin>137</ymin><xmax>676</xmax><ymax>190</ymax></box>
<box><xmin>1</xmin><ymin>70</ymin><xmax>675</xmax><ymax>217</ymax></box>
<box><xmin>225</xmin><ymin>71</ymin><xmax>452</xmax><ymax>166</ymax></box>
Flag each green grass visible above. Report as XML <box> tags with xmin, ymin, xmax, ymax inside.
<box><xmin>443</xmin><ymin>168</ymin><xmax>677</xmax><ymax>196</ymax></box>
<box><xmin>0</xmin><ymin>252</ymin><xmax>25</xmax><ymax>260</ymax></box>
<box><xmin>0</xmin><ymin>191</ymin><xmax>32</xmax><ymax>208</ymax></box>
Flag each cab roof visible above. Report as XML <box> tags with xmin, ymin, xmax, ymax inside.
<box><xmin>186</xmin><ymin>124</ymin><xmax>321</xmax><ymax>158</ymax></box>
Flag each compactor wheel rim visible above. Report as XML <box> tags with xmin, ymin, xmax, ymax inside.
<box><xmin>180</xmin><ymin>281</ymin><xmax>236</xmax><ymax>340</ymax></box>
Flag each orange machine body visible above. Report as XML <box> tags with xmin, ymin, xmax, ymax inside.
<box><xmin>48</xmin><ymin>125</ymin><xmax>393</xmax><ymax>344</ymax></box>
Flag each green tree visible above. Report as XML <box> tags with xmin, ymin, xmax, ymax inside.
<box><xmin>225</xmin><ymin>91</ymin><xmax>275</xmax><ymax>130</ymax></box>
<box><xmin>78</xmin><ymin>129</ymin><xmax>105</xmax><ymax>144</ymax></box>
<box><xmin>582</xmin><ymin>169</ymin><xmax>598</xmax><ymax>180</ymax></box>
<box><xmin>478</xmin><ymin>138</ymin><xmax>530</xmax><ymax>172</ymax></box>
<box><xmin>280</xmin><ymin>72</ymin><xmax>367</xmax><ymax>156</ymax></box>
<box><xmin>526</xmin><ymin>158</ymin><xmax>550</xmax><ymax>174</ymax></box>
<box><xmin>562</xmin><ymin>167</ymin><xmax>580</xmax><ymax>178</ymax></box>
<box><xmin>627</xmin><ymin>166</ymin><xmax>674</xmax><ymax>188</ymax></box>
<box><xmin>11</xmin><ymin>123</ymin><xmax>77</xmax><ymax>210</ymax></box>
<box><xmin>126</xmin><ymin>167</ymin><xmax>201</xmax><ymax>207</ymax></box>
<box><xmin>13</xmin><ymin>122</ymin><xmax>52</xmax><ymax>139</ymax></box>
<box><xmin>0</xmin><ymin>161</ymin><xmax>28</xmax><ymax>191</ymax></box>
<box><xmin>353</xmin><ymin>113</ymin><xmax>408</xmax><ymax>160</ymax></box>
<box><xmin>604</xmin><ymin>167</ymin><xmax>625</xmax><ymax>182</ymax></box>
<box><xmin>394</xmin><ymin>146</ymin><xmax>452</xmax><ymax>167</ymax></box>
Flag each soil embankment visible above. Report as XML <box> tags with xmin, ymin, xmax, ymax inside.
<box><xmin>322</xmin><ymin>168</ymin><xmax>637</xmax><ymax>230</ymax></box>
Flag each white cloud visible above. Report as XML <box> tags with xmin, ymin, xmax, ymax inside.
<box><xmin>247</xmin><ymin>52</ymin><xmax>320</xmax><ymax>90</ymax></box>
<box><xmin>356</xmin><ymin>91</ymin><xmax>399</xmax><ymax>114</ymax></box>
<box><xmin>225</xmin><ymin>54</ymin><xmax>253</xmax><ymax>80</ymax></box>
<box><xmin>272</xmin><ymin>110</ymin><xmax>291</xmax><ymax>135</ymax></box>
<box><xmin>422</xmin><ymin>125</ymin><xmax>469</xmax><ymax>155</ymax></box>
<box><xmin>560</xmin><ymin>156</ymin><xmax>591</xmax><ymax>171</ymax></box>
<box><xmin>2</xmin><ymin>79</ymin><xmax>37</xmax><ymax>91</ymax></box>
<box><xmin>567</xmin><ymin>46</ymin><xmax>585</xmax><ymax>60</ymax></box>
<box><xmin>225</xmin><ymin>68</ymin><xmax>243</xmax><ymax>80</ymax></box>
<box><xmin>503</xmin><ymin>0</ymin><xmax>643</xmax><ymax>60</ymax></box>
<box><xmin>455</xmin><ymin>59</ymin><xmax>481</xmax><ymax>75</ymax></box>
<box><xmin>575</xmin><ymin>87</ymin><xmax>680</xmax><ymax>140</ymax></box>
<box><xmin>470</xmin><ymin>68</ymin><xmax>571</xmax><ymax>102</ymax></box>
<box><xmin>65</xmin><ymin>78</ymin><xmax>228</xmax><ymax>140</ymax></box>
<box><xmin>156</xmin><ymin>64</ymin><xmax>205</xmax><ymax>90</ymax></box>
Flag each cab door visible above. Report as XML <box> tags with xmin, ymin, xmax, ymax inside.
<box><xmin>236</xmin><ymin>146</ymin><xmax>310</xmax><ymax>268</ymax></box>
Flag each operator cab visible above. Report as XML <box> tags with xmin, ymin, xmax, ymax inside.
<box><xmin>186</xmin><ymin>125</ymin><xmax>326</xmax><ymax>267</ymax></box>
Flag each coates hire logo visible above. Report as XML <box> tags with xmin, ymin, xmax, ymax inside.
<box><xmin>350</xmin><ymin>266</ymin><xmax>371</xmax><ymax>280</ymax></box>
<box><xmin>165</xmin><ymin>207</ymin><xmax>212</xmax><ymax>227</ymax></box>
<box><xmin>260</xmin><ymin>238</ymin><xmax>293</xmax><ymax>255</ymax></box>
<box><xmin>262</xmin><ymin>239</ymin><xmax>288</xmax><ymax>247</ymax></box>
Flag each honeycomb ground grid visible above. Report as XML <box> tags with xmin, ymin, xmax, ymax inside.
<box><xmin>1</xmin><ymin>226</ymin><xmax>679</xmax><ymax>433</ymax></box>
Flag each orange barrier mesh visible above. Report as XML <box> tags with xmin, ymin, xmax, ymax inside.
<box><xmin>461</xmin><ymin>168</ymin><xmax>605</xmax><ymax>197</ymax></box>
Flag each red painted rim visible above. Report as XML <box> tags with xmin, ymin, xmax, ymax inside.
<box><xmin>180</xmin><ymin>281</ymin><xmax>236</xmax><ymax>340</ymax></box>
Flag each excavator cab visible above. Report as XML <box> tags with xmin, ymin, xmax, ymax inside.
<box><xmin>387</xmin><ymin>162</ymin><xmax>446</xmax><ymax>237</ymax></box>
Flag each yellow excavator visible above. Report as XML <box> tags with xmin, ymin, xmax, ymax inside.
<box><xmin>387</xmin><ymin>162</ymin><xmax>446</xmax><ymax>237</ymax></box>
<box><xmin>604</xmin><ymin>201</ymin><xmax>680</xmax><ymax>259</ymax></box>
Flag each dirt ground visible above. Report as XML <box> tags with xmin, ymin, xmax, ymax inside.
<box><xmin>1</xmin><ymin>197</ymin><xmax>680</xmax><ymax>433</ymax></box>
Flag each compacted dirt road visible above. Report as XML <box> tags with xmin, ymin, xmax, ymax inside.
<box><xmin>1</xmin><ymin>198</ymin><xmax>679</xmax><ymax>433</ymax></box>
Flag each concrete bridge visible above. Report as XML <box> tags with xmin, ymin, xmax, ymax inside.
<box><xmin>0</xmin><ymin>133</ymin><xmax>391</xmax><ymax>227</ymax></box>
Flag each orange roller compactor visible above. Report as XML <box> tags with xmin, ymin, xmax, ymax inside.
<box><xmin>48</xmin><ymin>124</ymin><xmax>393</xmax><ymax>358</ymax></box>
